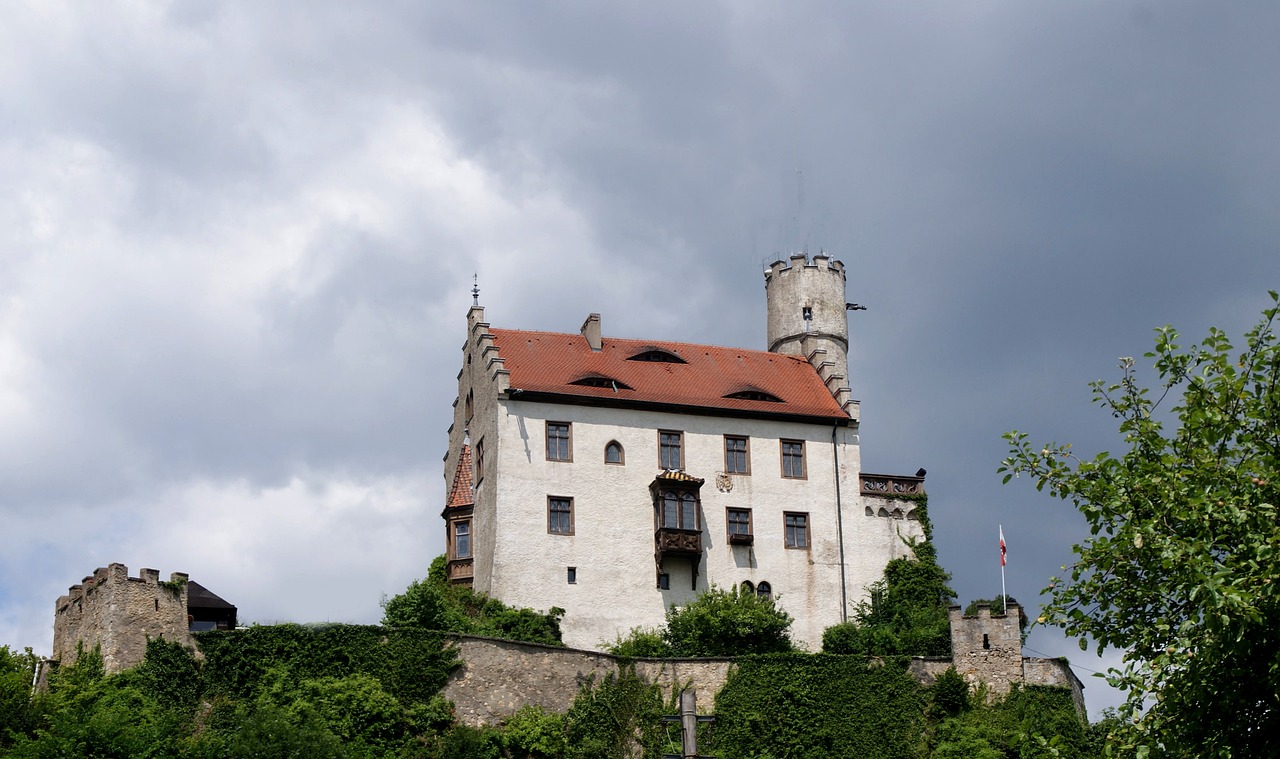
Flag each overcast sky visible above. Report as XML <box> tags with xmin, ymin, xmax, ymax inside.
<box><xmin>3</xmin><ymin>2</ymin><xmax>1277</xmax><ymax>719</ymax></box>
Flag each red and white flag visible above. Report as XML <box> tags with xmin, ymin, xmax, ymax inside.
<box><xmin>999</xmin><ymin>526</ymin><xmax>1007</xmax><ymax>567</ymax></box>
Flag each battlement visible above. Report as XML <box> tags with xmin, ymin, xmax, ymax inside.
<box><xmin>53</xmin><ymin>563</ymin><xmax>195</xmax><ymax>674</ymax></box>
<box><xmin>763</xmin><ymin>252</ymin><xmax>847</xmax><ymax>283</ymax></box>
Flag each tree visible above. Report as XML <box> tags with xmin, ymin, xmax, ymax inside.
<box><xmin>663</xmin><ymin>584</ymin><xmax>793</xmax><ymax>657</ymax></box>
<box><xmin>382</xmin><ymin>555</ymin><xmax>565</xmax><ymax>646</ymax></box>
<box><xmin>822</xmin><ymin>540</ymin><xmax>955</xmax><ymax>657</ymax></box>
<box><xmin>1000</xmin><ymin>292</ymin><xmax>1280</xmax><ymax>757</ymax></box>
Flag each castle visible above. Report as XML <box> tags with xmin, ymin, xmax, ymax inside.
<box><xmin>442</xmin><ymin>254</ymin><xmax>929</xmax><ymax>650</ymax></box>
<box><xmin>52</xmin><ymin>563</ymin><xmax>236</xmax><ymax>674</ymax></box>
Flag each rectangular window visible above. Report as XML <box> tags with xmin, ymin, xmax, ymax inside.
<box><xmin>548</xmin><ymin>496</ymin><xmax>574</xmax><ymax>535</ymax></box>
<box><xmin>546</xmin><ymin>422</ymin><xmax>572</xmax><ymax>462</ymax></box>
<box><xmin>781</xmin><ymin>440</ymin><xmax>806</xmax><ymax>479</ymax></box>
<box><xmin>567</xmin><ymin>566</ymin><xmax>577</xmax><ymax>584</ymax></box>
<box><xmin>657</xmin><ymin>573</ymin><xmax>670</xmax><ymax>590</ymax></box>
<box><xmin>453</xmin><ymin>520</ymin><xmax>471</xmax><ymax>559</ymax></box>
<box><xmin>474</xmin><ymin>438</ymin><xmax>486</xmax><ymax>482</ymax></box>
<box><xmin>659</xmin><ymin>430</ymin><xmax>683</xmax><ymax>470</ymax></box>
<box><xmin>724</xmin><ymin>435</ymin><xmax>749</xmax><ymax>474</ymax></box>
<box><xmin>727</xmin><ymin>508</ymin><xmax>753</xmax><ymax>542</ymax></box>
<box><xmin>784</xmin><ymin>512</ymin><xmax>810</xmax><ymax>549</ymax></box>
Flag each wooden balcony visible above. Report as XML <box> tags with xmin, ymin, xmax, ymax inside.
<box><xmin>447</xmin><ymin>557</ymin><xmax>474</xmax><ymax>584</ymax></box>
<box><xmin>655</xmin><ymin>527</ymin><xmax>701</xmax><ymax>557</ymax></box>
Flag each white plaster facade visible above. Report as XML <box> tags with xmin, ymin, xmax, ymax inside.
<box><xmin>442</xmin><ymin>256</ymin><xmax>928</xmax><ymax>651</ymax></box>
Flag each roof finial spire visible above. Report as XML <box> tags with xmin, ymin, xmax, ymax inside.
<box><xmin>471</xmin><ymin>273</ymin><xmax>480</xmax><ymax>306</ymax></box>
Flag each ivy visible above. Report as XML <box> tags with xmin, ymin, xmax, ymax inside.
<box><xmin>195</xmin><ymin>624</ymin><xmax>458</xmax><ymax>706</ymax></box>
<box><xmin>709</xmin><ymin>654</ymin><xmax>926</xmax><ymax>758</ymax></box>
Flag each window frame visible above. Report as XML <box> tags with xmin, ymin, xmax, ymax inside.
<box><xmin>452</xmin><ymin>519</ymin><xmax>472</xmax><ymax>559</ymax></box>
<box><xmin>659</xmin><ymin>489</ymin><xmax>699</xmax><ymax>531</ymax></box>
<box><xmin>604</xmin><ymin>440</ymin><xmax>625</xmax><ymax>465</ymax></box>
<box><xmin>658</xmin><ymin>430</ymin><xmax>684</xmax><ymax>470</ymax></box>
<box><xmin>784</xmin><ymin>511</ymin><xmax>810</xmax><ymax>549</ymax></box>
<box><xmin>548</xmin><ymin>495</ymin><xmax>574</xmax><ymax>535</ymax></box>
<box><xmin>474</xmin><ymin>438</ymin><xmax>485</xmax><ymax>484</ymax></box>
<box><xmin>780</xmin><ymin>439</ymin><xmax>806</xmax><ymax>479</ymax></box>
<box><xmin>726</xmin><ymin>507</ymin><xmax>753</xmax><ymax>541</ymax></box>
<box><xmin>546</xmin><ymin>422</ymin><xmax>573</xmax><ymax>462</ymax></box>
<box><xmin>756</xmin><ymin>581</ymin><xmax>772</xmax><ymax>599</ymax></box>
<box><xmin>724</xmin><ymin>435</ymin><xmax>750</xmax><ymax>475</ymax></box>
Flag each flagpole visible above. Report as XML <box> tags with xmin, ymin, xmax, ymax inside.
<box><xmin>999</xmin><ymin>525</ymin><xmax>1007</xmax><ymax>611</ymax></box>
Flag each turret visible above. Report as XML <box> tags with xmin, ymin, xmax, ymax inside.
<box><xmin>764</xmin><ymin>253</ymin><xmax>855</xmax><ymax>414</ymax></box>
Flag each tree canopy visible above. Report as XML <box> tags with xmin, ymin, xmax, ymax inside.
<box><xmin>1001</xmin><ymin>292</ymin><xmax>1280</xmax><ymax>757</ymax></box>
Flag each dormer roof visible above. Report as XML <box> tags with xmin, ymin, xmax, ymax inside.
<box><xmin>489</xmin><ymin>329</ymin><xmax>849</xmax><ymax>422</ymax></box>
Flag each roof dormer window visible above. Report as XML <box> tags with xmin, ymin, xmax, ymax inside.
<box><xmin>724</xmin><ymin>389</ymin><xmax>783</xmax><ymax>403</ymax></box>
<box><xmin>627</xmin><ymin>348</ymin><xmax>686</xmax><ymax>364</ymax></box>
<box><xmin>570</xmin><ymin>375</ymin><xmax>633</xmax><ymax>390</ymax></box>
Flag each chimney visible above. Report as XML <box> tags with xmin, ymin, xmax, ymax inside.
<box><xmin>581</xmin><ymin>313</ymin><xmax>602</xmax><ymax>351</ymax></box>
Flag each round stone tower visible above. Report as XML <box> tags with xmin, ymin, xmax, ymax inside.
<box><xmin>764</xmin><ymin>253</ymin><xmax>853</xmax><ymax>413</ymax></box>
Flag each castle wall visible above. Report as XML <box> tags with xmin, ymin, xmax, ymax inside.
<box><xmin>53</xmin><ymin>563</ymin><xmax>194</xmax><ymax>673</ymax></box>
<box><xmin>947</xmin><ymin>603</ymin><xmax>1024</xmax><ymax>697</ymax></box>
<box><xmin>443</xmin><ymin>635</ymin><xmax>734</xmax><ymax>727</ymax></box>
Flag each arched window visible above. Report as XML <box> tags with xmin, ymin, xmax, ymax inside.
<box><xmin>605</xmin><ymin>441</ymin><xmax>624</xmax><ymax>465</ymax></box>
<box><xmin>740</xmin><ymin>580</ymin><xmax>755</xmax><ymax>594</ymax></box>
<box><xmin>756</xmin><ymin>581</ymin><xmax>772</xmax><ymax>600</ymax></box>
<box><xmin>659</xmin><ymin>490</ymin><xmax>699</xmax><ymax>531</ymax></box>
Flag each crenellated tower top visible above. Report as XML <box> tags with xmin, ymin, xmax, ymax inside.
<box><xmin>764</xmin><ymin>253</ymin><xmax>856</xmax><ymax>416</ymax></box>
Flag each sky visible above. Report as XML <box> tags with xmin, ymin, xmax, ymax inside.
<box><xmin>2</xmin><ymin>1</ymin><xmax>1278</xmax><ymax>720</ymax></box>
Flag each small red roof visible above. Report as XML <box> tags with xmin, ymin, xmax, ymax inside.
<box><xmin>445</xmin><ymin>445</ymin><xmax>475</xmax><ymax>508</ymax></box>
<box><xmin>491</xmin><ymin>329</ymin><xmax>848</xmax><ymax>421</ymax></box>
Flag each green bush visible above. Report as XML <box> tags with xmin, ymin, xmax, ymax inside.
<box><xmin>663</xmin><ymin>584</ymin><xmax>792</xmax><ymax>657</ymax></box>
<box><xmin>383</xmin><ymin>556</ymin><xmax>565</xmax><ymax>646</ymax></box>
<box><xmin>822</xmin><ymin>539</ymin><xmax>954</xmax><ymax>657</ymax></box>
<box><xmin>604</xmin><ymin>627</ymin><xmax>670</xmax><ymax>658</ymax></box>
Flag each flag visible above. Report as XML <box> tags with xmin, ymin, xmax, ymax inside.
<box><xmin>999</xmin><ymin>526</ymin><xmax>1007</xmax><ymax>567</ymax></box>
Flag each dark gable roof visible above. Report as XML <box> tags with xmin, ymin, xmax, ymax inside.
<box><xmin>491</xmin><ymin>329</ymin><xmax>849</xmax><ymax>422</ymax></box>
<box><xmin>186</xmin><ymin>580</ymin><xmax>236</xmax><ymax>610</ymax></box>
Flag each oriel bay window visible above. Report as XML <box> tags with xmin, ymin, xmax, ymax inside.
<box><xmin>660</xmin><ymin>490</ymin><xmax>699</xmax><ymax>531</ymax></box>
<box><xmin>453</xmin><ymin>520</ymin><xmax>471</xmax><ymax>559</ymax></box>
<box><xmin>650</xmin><ymin>471</ymin><xmax>705</xmax><ymax>589</ymax></box>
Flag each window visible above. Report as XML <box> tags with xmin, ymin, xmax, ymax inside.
<box><xmin>453</xmin><ymin>520</ymin><xmax>471</xmax><ymax>559</ymax></box>
<box><xmin>781</xmin><ymin>440</ymin><xmax>806</xmax><ymax>479</ymax></box>
<box><xmin>740</xmin><ymin>580</ymin><xmax>755</xmax><ymax>594</ymax></box>
<box><xmin>724</xmin><ymin>435</ymin><xmax>749</xmax><ymax>474</ymax></box>
<box><xmin>784</xmin><ymin>512</ymin><xmax>809</xmax><ymax>549</ymax></box>
<box><xmin>657</xmin><ymin>573</ymin><xmax>670</xmax><ymax>590</ymax></box>
<box><xmin>724</xmin><ymin>390</ymin><xmax>783</xmax><ymax>403</ymax></box>
<box><xmin>659</xmin><ymin>490</ymin><xmax>698</xmax><ymax>530</ymax></box>
<box><xmin>628</xmin><ymin>349</ymin><xmax>686</xmax><ymax>363</ymax></box>
<box><xmin>548</xmin><ymin>496</ymin><xmax>574</xmax><ymax>535</ymax></box>
<box><xmin>605</xmin><ymin>441</ymin><xmax>624</xmax><ymax>465</ymax></box>
<box><xmin>756</xmin><ymin>581</ymin><xmax>772</xmax><ymax>600</ymax></box>
<box><xmin>546</xmin><ymin>422</ymin><xmax>572</xmax><ymax>462</ymax></box>
<box><xmin>659</xmin><ymin>431</ymin><xmax>683</xmax><ymax>470</ymax></box>
<box><xmin>727</xmin><ymin>508</ymin><xmax>753</xmax><ymax>543</ymax></box>
<box><xmin>464</xmin><ymin>390</ymin><xmax>473</xmax><ymax>423</ymax></box>
<box><xmin>474</xmin><ymin>438</ymin><xmax>485</xmax><ymax>482</ymax></box>
<box><xmin>567</xmin><ymin>567</ymin><xmax>577</xmax><ymax>584</ymax></box>
<box><xmin>571</xmin><ymin>376</ymin><xmax>632</xmax><ymax>390</ymax></box>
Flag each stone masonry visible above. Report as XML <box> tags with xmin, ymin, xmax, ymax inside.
<box><xmin>53</xmin><ymin>563</ymin><xmax>195</xmax><ymax>674</ymax></box>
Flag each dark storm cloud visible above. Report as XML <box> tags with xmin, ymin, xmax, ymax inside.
<box><xmin>4</xmin><ymin>1</ymin><xmax>1279</xmax><ymax>716</ymax></box>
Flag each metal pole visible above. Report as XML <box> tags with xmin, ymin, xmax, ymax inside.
<box><xmin>681</xmin><ymin>690</ymin><xmax>697</xmax><ymax>758</ymax></box>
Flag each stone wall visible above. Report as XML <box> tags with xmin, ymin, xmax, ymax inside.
<box><xmin>443</xmin><ymin>635</ymin><xmax>733</xmax><ymax>727</ymax></box>
<box><xmin>53</xmin><ymin>563</ymin><xmax>194</xmax><ymax>674</ymax></box>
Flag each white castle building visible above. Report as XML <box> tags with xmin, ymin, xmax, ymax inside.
<box><xmin>441</xmin><ymin>254</ymin><xmax>928</xmax><ymax>650</ymax></box>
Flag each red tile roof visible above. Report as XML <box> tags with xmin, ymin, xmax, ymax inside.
<box><xmin>491</xmin><ymin>329</ymin><xmax>849</xmax><ymax>421</ymax></box>
<box><xmin>445</xmin><ymin>445</ymin><xmax>474</xmax><ymax>508</ymax></box>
